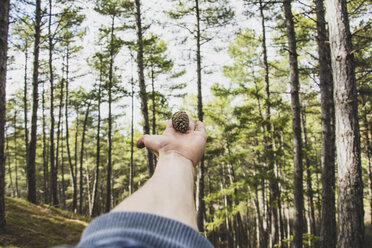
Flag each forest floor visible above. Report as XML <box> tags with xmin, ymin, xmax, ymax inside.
<box><xmin>0</xmin><ymin>197</ymin><xmax>88</xmax><ymax>248</ymax></box>
<box><xmin>0</xmin><ymin>197</ymin><xmax>371</xmax><ymax>247</ymax></box>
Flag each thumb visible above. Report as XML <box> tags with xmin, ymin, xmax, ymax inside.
<box><xmin>136</xmin><ymin>135</ymin><xmax>164</xmax><ymax>153</ymax></box>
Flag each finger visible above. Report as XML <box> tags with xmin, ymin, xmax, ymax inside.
<box><xmin>136</xmin><ymin>134</ymin><xmax>164</xmax><ymax>153</ymax></box>
<box><xmin>195</xmin><ymin>121</ymin><xmax>206</xmax><ymax>137</ymax></box>
<box><xmin>136</xmin><ymin>135</ymin><xmax>146</xmax><ymax>148</ymax></box>
<box><xmin>163</xmin><ymin>120</ymin><xmax>174</xmax><ymax>135</ymax></box>
<box><xmin>166</xmin><ymin>119</ymin><xmax>173</xmax><ymax>129</ymax></box>
<box><xmin>188</xmin><ymin>116</ymin><xmax>195</xmax><ymax>131</ymax></box>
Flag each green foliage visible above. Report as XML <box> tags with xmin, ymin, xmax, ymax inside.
<box><xmin>4</xmin><ymin>0</ymin><xmax>372</xmax><ymax>247</ymax></box>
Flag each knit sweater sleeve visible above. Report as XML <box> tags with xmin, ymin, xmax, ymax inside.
<box><xmin>74</xmin><ymin>212</ymin><xmax>213</xmax><ymax>248</ymax></box>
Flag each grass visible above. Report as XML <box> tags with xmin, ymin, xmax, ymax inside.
<box><xmin>0</xmin><ymin>197</ymin><xmax>88</xmax><ymax>248</ymax></box>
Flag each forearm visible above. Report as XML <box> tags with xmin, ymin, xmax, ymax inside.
<box><xmin>111</xmin><ymin>152</ymin><xmax>197</xmax><ymax>230</ymax></box>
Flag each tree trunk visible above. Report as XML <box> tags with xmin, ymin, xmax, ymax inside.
<box><xmin>6</xmin><ymin>128</ymin><xmax>14</xmax><ymax>197</ymax></box>
<box><xmin>24</xmin><ymin>43</ymin><xmax>29</xmax><ymax>164</ymax></box>
<box><xmin>315</xmin><ymin>0</ymin><xmax>337</xmax><ymax>247</ymax></box>
<box><xmin>65</xmin><ymin>48</ymin><xmax>77</xmax><ymax>212</ymax></box>
<box><xmin>55</xmin><ymin>71</ymin><xmax>64</xmax><ymax>207</ymax></box>
<box><xmin>12</xmin><ymin>112</ymin><xmax>18</xmax><ymax>197</ymax></box>
<box><xmin>92</xmin><ymin>58</ymin><xmax>102</xmax><ymax>216</ymax></box>
<box><xmin>151</xmin><ymin>68</ymin><xmax>156</xmax><ymax>135</ymax></box>
<box><xmin>48</xmin><ymin>0</ymin><xmax>58</xmax><ymax>207</ymax></box>
<box><xmin>301</xmin><ymin>108</ymin><xmax>316</xmax><ymax>246</ymax></box>
<box><xmin>362</xmin><ymin>106</ymin><xmax>372</xmax><ymax>223</ymax></box>
<box><xmin>0</xmin><ymin>0</ymin><xmax>9</xmax><ymax>231</ymax></box>
<box><xmin>106</xmin><ymin>16</ymin><xmax>115</xmax><ymax>213</ymax></box>
<box><xmin>367</xmin><ymin>112</ymin><xmax>372</xmax><ymax>224</ymax></box>
<box><xmin>42</xmin><ymin>83</ymin><xmax>49</xmax><ymax>204</ymax></box>
<box><xmin>27</xmin><ymin>0</ymin><xmax>41</xmax><ymax>204</ymax></box>
<box><xmin>283</xmin><ymin>1</ymin><xmax>304</xmax><ymax>247</ymax></box>
<box><xmin>129</xmin><ymin>78</ymin><xmax>134</xmax><ymax>195</ymax></box>
<box><xmin>60</xmin><ymin>123</ymin><xmax>66</xmax><ymax>207</ymax></box>
<box><xmin>79</xmin><ymin>104</ymin><xmax>90</xmax><ymax>214</ymax></box>
<box><xmin>325</xmin><ymin>0</ymin><xmax>364</xmax><ymax>246</ymax></box>
<box><xmin>74</xmin><ymin>108</ymin><xmax>79</xmax><ymax>211</ymax></box>
<box><xmin>135</xmin><ymin>0</ymin><xmax>154</xmax><ymax>176</ymax></box>
<box><xmin>259</xmin><ymin>1</ymin><xmax>279</xmax><ymax>245</ymax></box>
<box><xmin>195</xmin><ymin>0</ymin><xmax>206</xmax><ymax>233</ymax></box>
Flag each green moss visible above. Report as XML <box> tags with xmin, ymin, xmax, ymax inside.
<box><xmin>0</xmin><ymin>197</ymin><xmax>88</xmax><ymax>248</ymax></box>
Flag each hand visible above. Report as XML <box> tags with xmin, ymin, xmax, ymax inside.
<box><xmin>136</xmin><ymin>117</ymin><xmax>207</xmax><ymax>166</ymax></box>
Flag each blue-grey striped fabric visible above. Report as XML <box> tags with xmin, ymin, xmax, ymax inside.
<box><xmin>75</xmin><ymin>212</ymin><xmax>213</xmax><ymax>248</ymax></box>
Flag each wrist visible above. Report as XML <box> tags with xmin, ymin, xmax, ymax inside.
<box><xmin>154</xmin><ymin>152</ymin><xmax>195</xmax><ymax>180</ymax></box>
<box><xmin>158</xmin><ymin>151</ymin><xmax>193</xmax><ymax>167</ymax></box>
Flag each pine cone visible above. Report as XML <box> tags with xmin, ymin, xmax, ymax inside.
<box><xmin>172</xmin><ymin>111</ymin><xmax>189</xmax><ymax>133</ymax></box>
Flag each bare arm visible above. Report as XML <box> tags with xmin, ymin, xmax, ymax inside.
<box><xmin>111</xmin><ymin>118</ymin><xmax>206</xmax><ymax>230</ymax></box>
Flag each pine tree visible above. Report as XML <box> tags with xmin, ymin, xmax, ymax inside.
<box><xmin>27</xmin><ymin>0</ymin><xmax>42</xmax><ymax>204</ymax></box>
<box><xmin>134</xmin><ymin>0</ymin><xmax>154</xmax><ymax>175</ymax></box>
<box><xmin>315</xmin><ymin>0</ymin><xmax>336</xmax><ymax>247</ymax></box>
<box><xmin>0</xmin><ymin>0</ymin><xmax>10</xmax><ymax>233</ymax></box>
<box><xmin>325</xmin><ymin>0</ymin><xmax>364</xmax><ymax>246</ymax></box>
<box><xmin>283</xmin><ymin>0</ymin><xmax>304</xmax><ymax>247</ymax></box>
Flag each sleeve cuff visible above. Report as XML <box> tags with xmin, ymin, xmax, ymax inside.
<box><xmin>76</xmin><ymin>212</ymin><xmax>213</xmax><ymax>248</ymax></box>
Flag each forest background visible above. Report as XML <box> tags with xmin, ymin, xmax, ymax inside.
<box><xmin>0</xmin><ymin>0</ymin><xmax>371</xmax><ymax>247</ymax></box>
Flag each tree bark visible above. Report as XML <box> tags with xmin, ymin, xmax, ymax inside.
<box><xmin>325</xmin><ymin>0</ymin><xmax>364</xmax><ymax>246</ymax></box>
<box><xmin>65</xmin><ymin>48</ymin><xmax>77</xmax><ymax>212</ymax></box>
<box><xmin>92</xmin><ymin>58</ymin><xmax>102</xmax><ymax>216</ymax></box>
<box><xmin>362</xmin><ymin>106</ymin><xmax>372</xmax><ymax>223</ymax></box>
<box><xmin>366</xmin><ymin>111</ymin><xmax>372</xmax><ymax>224</ymax></box>
<box><xmin>6</xmin><ymin>128</ymin><xmax>14</xmax><ymax>197</ymax></box>
<box><xmin>48</xmin><ymin>0</ymin><xmax>58</xmax><ymax>207</ymax></box>
<box><xmin>194</xmin><ymin>0</ymin><xmax>206</xmax><ymax>233</ymax></box>
<box><xmin>79</xmin><ymin>104</ymin><xmax>90</xmax><ymax>214</ymax></box>
<box><xmin>151</xmin><ymin>68</ymin><xmax>156</xmax><ymax>135</ymax></box>
<box><xmin>74</xmin><ymin>108</ymin><xmax>79</xmax><ymax>211</ymax></box>
<box><xmin>55</xmin><ymin>71</ymin><xmax>64</xmax><ymax>206</ymax></box>
<box><xmin>106</xmin><ymin>16</ymin><xmax>115</xmax><ymax>213</ymax></box>
<box><xmin>12</xmin><ymin>112</ymin><xmax>17</xmax><ymax>197</ymax></box>
<box><xmin>135</xmin><ymin>0</ymin><xmax>154</xmax><ymax>176</ymax></box>
<box><xmin>315</xmin><ymin>0</ymin><xmax>336</xmax><ymax>247</ymax></box>
<box><xmin>283</xmin><ymin>1</ymin><xmax>304</xmax><ymax>247</ymax></box>
<box><xmin>259</xmin><ymin>1</ymin><xmax>279</xmax><ymax>245</ymax></box>
<box><xmin>130</xmin><ymin>78</ymin><xmax>134</xmax><ymax>195</ymax></box>
<box><xmin>42</xmin><ymin>83</ymin><xmax>49</xmax><ymax>204</ymax></box>
<box><xmin>24</xmin><ymin>43</ymin><xmax>29</xmax><ymax>164</ymax></box>
<box><xmin>60</xmin><ymin>123</ymin><xmax>66</xmax><ymax>207</ymax></box>
<box><xmin>0</xmin><ymin>0</ymin><xmax>9</xmax><ymax>232</ymax></box>
<box><xmin>27</xmin><ymin>0</ymin><xmax>42</xmax><ymax>204</ymax></box>
<box><xmin>301</xmin><ymin>108</ymin><xmax>316</xmax><ymax>245</ymax></box>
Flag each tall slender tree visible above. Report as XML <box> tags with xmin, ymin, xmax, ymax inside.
<box><xmin>95</xmin><ymin>0</ymin><xmax>127</xmax><ymax>211</ymax></box>
<box><xmin>27</xmin><ymin>0</ymin><xmax>42</xmax><ymax>204</ymax></box>
<box><xmin>65</xmin><ymin>48</ymin><xmax>77</xmax><ymax>212</ymax></box>
<box><xmin>90</xmin><ymin>52</ymin><xmax>105</xmax><ymax>216</ymax></box>
<box><xmin>134</xmin><ymin>0</ymin><xmax>154</xmax><ymax>175</ymax></box>
<box><xmin>325</xmin><ymin>0</ymin><xmax>364</xmax><ymax>246</ymax></box>
<box><xmin>48</xmin><ymin>0</ymin><xmax>59</xmax><ymax>207</ymax></box>
<box><xmin>0</xmin><ymin>0</ymin><xmax>10</xmax><ymax>233</ymax></box>
<box><xmin>315</xmin><ymin>0</ymin><xmax>336</xmax><ymax>247</ymax></box>
<box><xmin>79</xmin><ymin>101</ymin><xmax>90</xmax><ymax>214</ymax></box>
<box><xmin>42</xmin><ymin>81</ymin><xmax>49</xmax><ymax>204</ymax></box>
<box><xmin>283</xmin><ymin>0</ymin><xmax>303</xmax><ymax>247</ymax></box>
